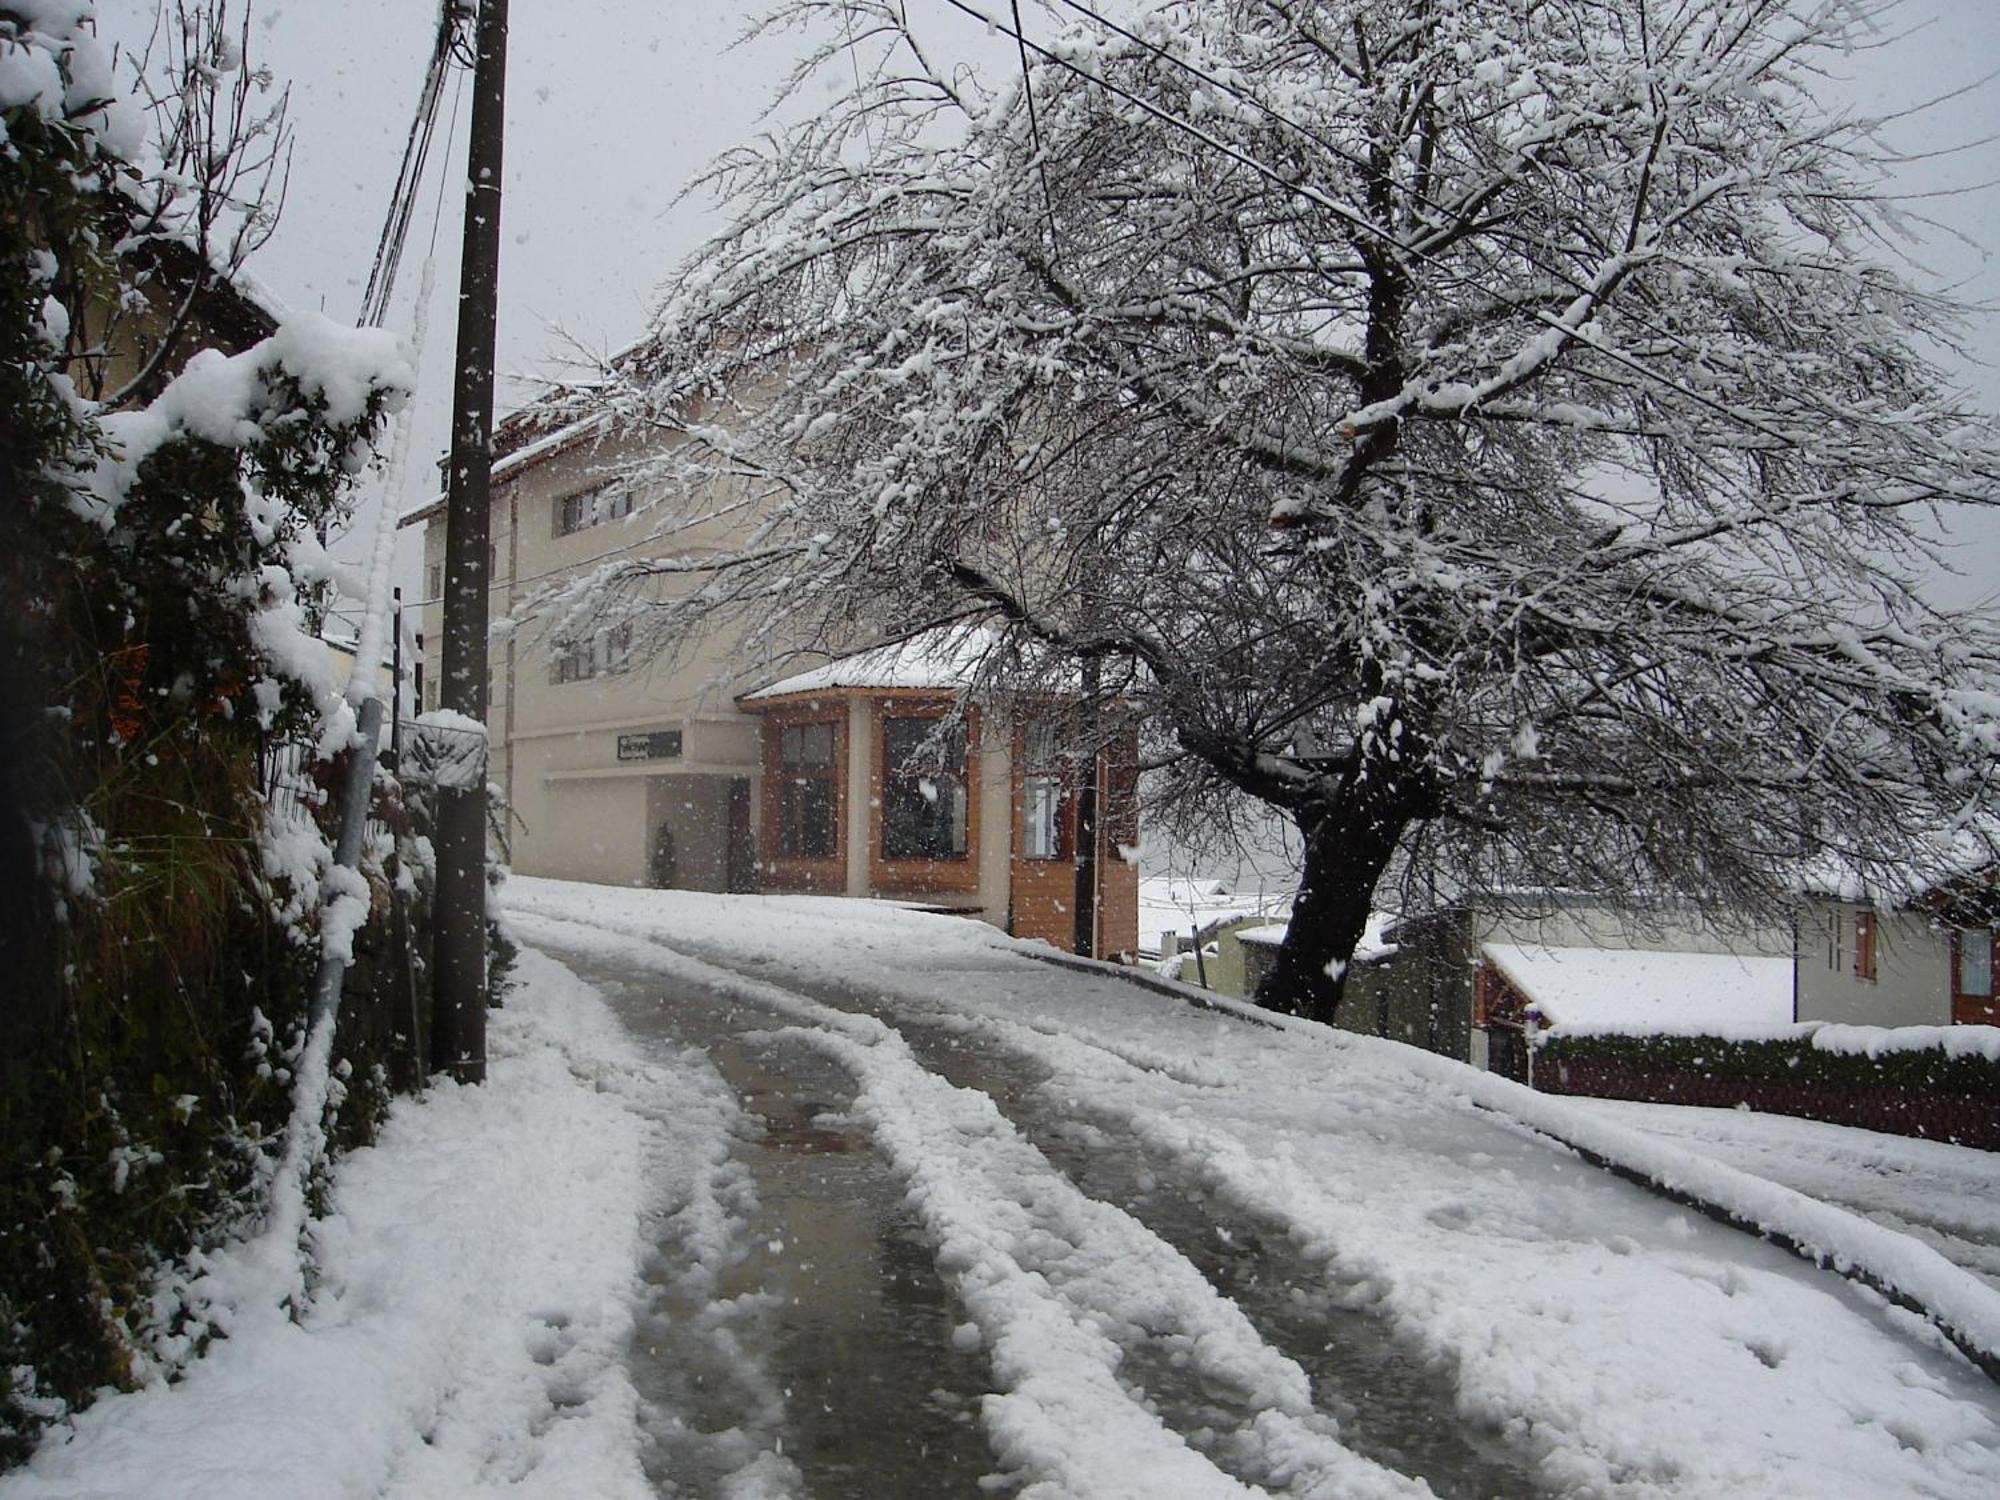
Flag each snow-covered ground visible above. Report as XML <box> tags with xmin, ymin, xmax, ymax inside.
<box><xmin>12</xmin><ymin>879</ymin><xmax>2000</xmax><ymax>1499</ymax></box>
<box><xmin>1556</xmin><ymin>1096</ymin><xmax>2000</xmax><ymax>1292</ymax></box>
<box><xmin>0</xmin><ymin>949</ymin><xmax>738</xmax><ymax>1500</ymax></box>
<box><xmin>503</xmin><ymin>879</ymin><xmax>2000</xmax><ymax>1499</ymax></box>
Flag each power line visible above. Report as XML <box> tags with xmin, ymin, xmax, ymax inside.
<box><xmin>358</xmin><ymin>1</ymin><xmax>472</xmax><ymax>328</ymax></box>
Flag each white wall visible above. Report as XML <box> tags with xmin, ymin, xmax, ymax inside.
<box><xmin>1794</xmin><ymin>900</ymin><xmax>1951</xmax><ymax>1027</ymax></box>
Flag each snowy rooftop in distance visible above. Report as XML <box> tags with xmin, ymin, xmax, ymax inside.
<box><xmin>1138</xmin><ymin>877</ymin><xmax>1292</xmax><ymax>955</ymax></box>
<box><xmin>743</xmin><ymin>626</ymin><xmax>1000</xmax><ymax>701</ymax></box>
<box><xmin>1792</xmin><ymin>827</ymin><xmax>2000</xmax><ymax>908</ymax></box>
<box><xmin>1484</xmin><ymin>943</ymin><xmax>1794</xmax><ymax>1035</ymax></box>
<box><xmin>1238</xmin><ymin>912</ymin><xmax>1397</xmax><ymax>964</ymax></box>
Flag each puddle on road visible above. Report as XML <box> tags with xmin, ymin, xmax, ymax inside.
<box><xmin>555</xmin><ymin>955</ymin><xmax>1006</xmax><ymax>1500</ymax></box>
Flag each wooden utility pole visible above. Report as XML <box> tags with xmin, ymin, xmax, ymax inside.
<box><xmin>430</xmin><ymin>0</ymin><xmax>507</xmax><ymax>1083</ymax></box>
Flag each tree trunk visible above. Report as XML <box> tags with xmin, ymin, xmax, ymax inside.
<box><xmin>1253</xmin><ymin>786</ymin><xmax>1410</xmax><ymax>1026</ymax></box>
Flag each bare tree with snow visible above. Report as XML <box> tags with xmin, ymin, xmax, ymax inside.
<box><xmin>570</xmin><ymin>0</ymin><xmax>2000</xmax><ymax>1022</ymax></box>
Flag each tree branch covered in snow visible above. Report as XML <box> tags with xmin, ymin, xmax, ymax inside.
<box><xmin>568</xmin><ymin>0</ymin><xmax>2000</xmax><ymax>1021</ymax></box>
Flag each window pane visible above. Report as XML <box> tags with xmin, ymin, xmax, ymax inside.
<box><xmin>780</xmin><ymin>777</ymin><xmax>835</xmax><ymax>858</ymax></box>
<box><xmin>1023</xmin><ymin>775</ymin><xmax>1061</xmax><ymax>859</ymax></box>
<box><xmin>1961</xmin><ymin>930</ymin><xmax>1993</xmax><ymax>998</ymax></box>
<box><xmin>1025</xmin><ymin>717</ymin><xmax>1061</xmax><ymax>773</ymax></box>
<box><xmin>782</xmin><ymin>721</ymin><xmax>835</xmax><ymax>770</ymax></box>
<box><xmin>883</xmin><ymin>717</ymin><xmax>968</xmax><ymax>860</ymax></box>
<box><xmin>885</xmin><ymin>717</ymin><xmax>963</xmax><ymax>772</ymax></box>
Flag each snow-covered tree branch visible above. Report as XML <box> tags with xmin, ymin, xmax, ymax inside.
<box><xmin>573</xmin><ymin>0</ymin><xmax>2000</xmax><ymax>1022</ymax></box>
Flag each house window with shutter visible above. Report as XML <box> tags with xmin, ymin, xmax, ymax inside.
<box><xmin>549</xmin><ymin>622</ymin><xmax>633</xmax><ymax>683</ymax></box>
<box><xmin>555</xmin><ymin>482</ymin><xmax>634</xmax><ymax>536</ymax></box>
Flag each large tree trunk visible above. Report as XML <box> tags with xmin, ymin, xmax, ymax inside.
<box><xmin>1252</xmin><ymin>785</ymin><xmax>1411</xmax><ymax>1026</ymax></box>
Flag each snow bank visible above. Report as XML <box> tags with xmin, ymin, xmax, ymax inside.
<box><xmin>1174</xmin><ymin>981</ymin><xmax>2000</xmax><ymax>1384</ymax></box>
<box><xmin>0</xmin><ymin>950</ymin><xmax>728</xmax><ymax>1500</ymax></box>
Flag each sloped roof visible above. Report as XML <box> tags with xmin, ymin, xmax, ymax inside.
<box><xmin>742</xmin><ymin>626</ymin><xmax>1000</xmax><ymax>702</ymax></box>
<box><xmin>1138</xmin><ymin>877</ymin><xmax>1292</xmax><ymax>956</ymax></box>
<box><xmin>1483</xmin><ymin>942</ymin><xmax>1794</xmax><ymax>1036</ymax></box>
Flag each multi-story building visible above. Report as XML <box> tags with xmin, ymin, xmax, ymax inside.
<box><xmin>401</xmin><ymin>404</ymin><xmax>1138</xmax><ymax>958</ymax></box>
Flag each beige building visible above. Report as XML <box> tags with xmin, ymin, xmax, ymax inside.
<box><xmin>402</xmin><ymin>408</ymin><xmax>1138</xmax><ymax>957</ymax></box>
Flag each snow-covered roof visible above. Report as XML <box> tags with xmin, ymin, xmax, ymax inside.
<box><xmin>1138</xmin><ymin>877</ymin><xmax>1292</xmax><ymax>956</ymax></box>
<box><xmin>1235</xmin><ymin>913</ymin><xmax>1398</xmax><ymax>965</ymax></box>
<box><xmin>742</xmin><ymin>626</ymin><xmax>1000</xmax><ymax>702</ymax></box>
<box><xmin>398</xmin><ymin>411</ymin><xmax>613</xmax><ymax>530</ymax></box>
<box><xmin>1483</xmin><ymin>942</ymin><xmax>1794</xmax><ymax>1036</ymax></box>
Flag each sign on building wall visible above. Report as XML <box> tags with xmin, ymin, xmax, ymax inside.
<box><xmin>617</xmin><ymin>729</ymin><xmax>683</xmax><ymax>762</ymax></box>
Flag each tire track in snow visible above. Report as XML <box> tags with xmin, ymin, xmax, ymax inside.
<box><xmin>511</xmin><ymin>912</ymin><xmax>1428</xmax><ymax>1500</ymax></box>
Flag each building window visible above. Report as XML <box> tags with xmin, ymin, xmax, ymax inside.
<box><xmin>1853</xmin><ymin>909</ymin><xmax>1877</xmax><ymax>982</ymax></box>
<box><xmin>1021</xmin><ymin>717</ymin><xmax>1065</xmax><ymax>860</ymax></box>
<box><xmin>555</xmin><ymin>482</ymin><xmax>635</xmax><ymax>536</ymax></box>
<box><xmin>550</xmin><ymin>622</ymin><xmax>633</xmax><ymax>683</ymax></box>
<box><xmin>1826</xmin><ymin>910</ymin><xmax>1845</xmax><ymax>973</ymax></box>
<box><xmin>883</xmin><ymin>716</ymin><xmax>967</xmax><ymax>860</ymax></box>
<box><xmin>427</xmin><ymin>562</ymin><xmax>443</xmax><ymax>600</ymax></box>
<box><xmin>1958</xmin><ymin>928</ymin><xmax>1993</xmax><ymax>999</ymax></box>
<box><xmin>777</xmin><ymin>721</ymin><xmax>838</xmax><ymax>858</ymax></box>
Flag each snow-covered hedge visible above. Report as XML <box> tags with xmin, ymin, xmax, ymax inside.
<box><xmin>1535</xmin><ymin>1025</ymin><xmax>2000</xmax><ymax>1110</ymax></box>
<box><xmin>1</xmin><ymin>2</ymin><xmax>416</xmax><ymax>1465</ymax></box>
<box><xmin>1536</xmin><ymin>1032</ymin><xmax>2000</xmax><ymax>1144</ymax></box>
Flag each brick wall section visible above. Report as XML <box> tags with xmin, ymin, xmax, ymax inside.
<box><xmin>1537</xmin><ymin>1056</ymin><xmax>2000</xmax><ymax>1151</ymax></box>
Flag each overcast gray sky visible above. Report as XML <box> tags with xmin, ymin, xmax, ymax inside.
<box><xmin>107</xmin><ymin>1</ymin><xmax>2000</xmax><ymax>603</ymax></box>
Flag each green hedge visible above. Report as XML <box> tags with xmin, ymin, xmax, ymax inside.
<box><xmin>1535</xmin><ymin>1031</ymin><xmax>2000</xmax><ymax>1100</ymax></box>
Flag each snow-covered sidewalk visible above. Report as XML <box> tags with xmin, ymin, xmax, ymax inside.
<box><xmin>0</xmin><ymin>949</ymin><xmax>730</xmax><ymax>1500</ymax></box>
<box><xmin>1554</xmin><ymin>1096</ymin><xmax>2000</xmax><ymax>1291</ymax></box>
<box><xmin>507</xmin><ymin>878</ymin><xmax>2000</xmax><ymax>1500</ymax></box>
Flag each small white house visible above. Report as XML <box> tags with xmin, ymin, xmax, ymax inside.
<box><xmin>1797</xmin><ymin>891</ymin><xmax>1999</xmax><ymax>1029</ymax></box>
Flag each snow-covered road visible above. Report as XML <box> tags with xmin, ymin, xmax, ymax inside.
<box><xmin>10</xmin><ymin>878</ymin><xmax>2000</xmax><ymax>1500</ymax></box>
<box><xmin>505</xmin><ymin>880</ymin><xmax>2000</xmax><ymax>1499</ymax></box>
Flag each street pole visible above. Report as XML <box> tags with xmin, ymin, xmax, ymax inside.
<box><xmin>430</xmin><ymin>0</ymin><xmax>507</xmax><ymax>1084</ymax></box>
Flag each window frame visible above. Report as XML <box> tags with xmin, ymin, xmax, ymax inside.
<box><xmin>1019</xmin><ymin>715</ymin><xmax>1069</xmax><ymax>862</ymax></box>
<box><xmin>554</xmin><ymin>482</ymin><xmax>636</xmax><ymax>538</ymax></box>
<box><xmin>776</xmin><ymin>720</ymin><xmax>840</xmax><ymax>860</ymax></box>
<box><xmin>548</xmin><ymin>621</ymin><xmax>633</xmax><ymax>684</ymax></box>
<box><xmin>1956</xmin><ymin>927</ymin><xmax>1994</xmax><ymax>1000</ymax></box>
